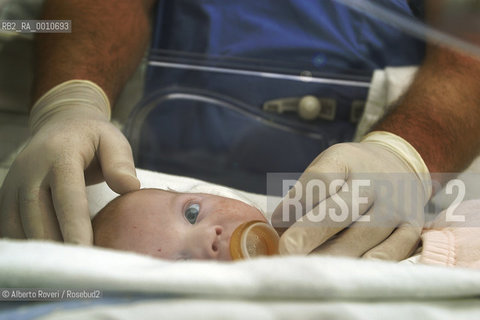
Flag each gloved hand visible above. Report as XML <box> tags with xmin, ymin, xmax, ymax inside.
<box><xmin>0</xmin><ymin>80</ymin><xmax>140</xmax><ymax>244</ymax></box>
<box><xmin>271</xmin><ymin>131</ymin><xmax>432</xmax><ymax>260</ymax></box>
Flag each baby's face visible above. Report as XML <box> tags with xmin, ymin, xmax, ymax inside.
<box><xmin>93</xmin><ymin>189</ymin><xmax>267</xmax><ymax>260</ymax></box>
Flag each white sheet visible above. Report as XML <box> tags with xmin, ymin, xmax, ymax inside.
<box><xmin>3</xmin><ymin>238</ymin><xmax>480</xmax><ymax>299</ymax></box>
<box><xmin>37</xmin><ymin>298</ymin><xmax>480</xmax><ymax>320</ymax></box>
<box><xmin>1</xmin><ymin>239</ymin><xmax>480</xmax><ymax>319</ymax></box>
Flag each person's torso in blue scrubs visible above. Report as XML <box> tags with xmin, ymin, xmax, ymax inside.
<box><xmin>128</xmin><ymin>0</ymin><xmax>425</xmax><ymax>193</ymax></box>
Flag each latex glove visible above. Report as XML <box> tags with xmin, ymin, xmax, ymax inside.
<box><xmin>272</xmin><ymin>131</ymin><xmax>432</xmax><ymax>261</ymax></box>
<box><xmin>0</xmin><ymin>80</ymin><xmax>140</xmax><ymax>244</ymax></box>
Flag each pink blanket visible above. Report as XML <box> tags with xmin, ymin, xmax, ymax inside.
<box><xmin>420</xmin><ymin>200</ymin><xmax>480</xmax><ymax>269</ymax></box>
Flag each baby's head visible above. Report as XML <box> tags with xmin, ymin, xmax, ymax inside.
<box><xmin>92</xmin><ymin>188</ymin><xmax>267</xmax><ymax>260</ymax></box>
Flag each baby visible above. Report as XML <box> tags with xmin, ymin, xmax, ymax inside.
<box><xmin>93</xmin><ymin>188</ymin><xmax>480</xmax><ymax>268</ymax></box>
<box><xmin>92</xmin><ymin>188</ymin><xmax>268</xmax><ymax>260</ymax></box>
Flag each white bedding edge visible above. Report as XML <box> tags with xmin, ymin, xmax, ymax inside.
<box><xmin>1</xmin><ymin>238</ymin><xmax>480</xmax><ymax>301</ymax></box>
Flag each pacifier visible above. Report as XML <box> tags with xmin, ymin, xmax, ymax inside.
<box><xmin>229</xmin><ymin>220</ymin><xmax>279</xmax><ymax>260</ymax></box>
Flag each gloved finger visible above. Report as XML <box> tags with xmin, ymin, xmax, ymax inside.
<box><xmin>84</xmin><ymin>156</ymin><xmax>103</xmax><ymax>186</ymax></box>
<box><xmin>98</xmin><ymin>129</ymin><xmax>140</xmax><ymax>194</ymax></box>
<box><xmin>362</xmin><ymin>223</ymin><xmax>422</xmax><ymax>261</ymax></box>
<box><xmin>271</xmin><ymin>153</ymin><xmax>347</xmax><ymax>229</ymax></box>
<box><xmin>19</xmin><ymin>185</ymin><xmax>62</xmax><ymax>240</ymax></box>
<box><xmin>18</xmin><ymin>185</ymin><xmax>44</xmax><ymax>238</ymax></box>
<box><xmin>50</xmin><ymin>159</ymin><xmax>93</xmax><ymax>245</ymax></box>
<box><xmin>0</xmin><ymin>187</ymin><xmax>26</xmax><ymax>239</ymax></box>
<box><xmin>278</xmin><ymin>183</ymin><xmax>375</xmax><ymax>255</ymax></box>
<box><xmin>311</xmin><ymin>210</ymin><xmax>395</xmax><ymax>257</ymax></box>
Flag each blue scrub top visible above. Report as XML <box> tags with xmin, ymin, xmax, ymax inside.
<box><xmin>130</xmin><ymin>0</ymin><xmax>425</xmax><ymax>193</ymax></box>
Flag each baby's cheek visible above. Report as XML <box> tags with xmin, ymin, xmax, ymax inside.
<box><xmin>230</xmin><ymin>202</ymin><xmax>266</xmax><ymax>223</ymax></box>
<box><xmin>237</xmin><ymin>203</ymin><xmax>266</xmax><ymax>222</ymax></box>
<box><xmin>223</xmin><ymin>201</ymin><xmax>248</xmax><ymax>217</ymax></box>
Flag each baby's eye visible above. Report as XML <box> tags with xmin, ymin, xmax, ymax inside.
<box><xmin>184</xmin><ymin>203</ymin><xmax>200</xmax><ymax>224</ymax></box>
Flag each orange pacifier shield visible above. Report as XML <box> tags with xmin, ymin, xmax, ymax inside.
<box><xmin>230</xmin><ymin>220</ymin><xmax>279</xmax><ymax>260</ymax></box>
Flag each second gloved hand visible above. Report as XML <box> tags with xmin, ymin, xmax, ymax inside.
<box><xmin>271</xmin><ymin>131</ymin><xmax>432</xmax><ymax>260</ymax></box>
<box><xmin>0</xmin><ymin>80</ymin><xmax>140</xmax><ymax>244</ymax></box>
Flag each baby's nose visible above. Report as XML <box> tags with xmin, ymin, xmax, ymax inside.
<box><xmin>210</xmin><ymin>226</ymin><xmax>223</xmax><ymax>256</ymax></box>
<box><xmin>206</xmin><ymin>226</ymin><xmax>223</xmax><ymax>259</ymax></box>
<box><xmin>189</xmin><ymin>225</ymin><xmax>224</xmax><ymax>260</ymax></box>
